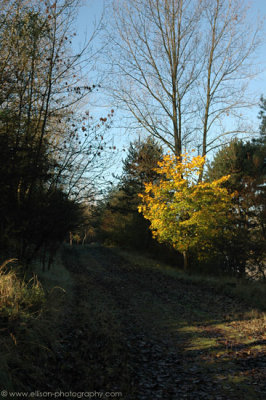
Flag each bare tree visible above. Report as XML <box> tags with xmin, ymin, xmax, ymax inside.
<box><xmin>198</xmin><ymin>0</ymin><xmax>261</xmax><ymax>161</ymax></box>
<box><xmin>0</xmin><ymin>0</ymin><xmax>115</xmax><ymax>264</ymax></box>
<box><xmin>105</xmin><ymin>0</ymin><xmax>262</xmax><ymax>159</ymax></box>
<box><xmin>0</xmin><ymin>0</ymin><xmax>110</xmax><ymax>200</ymax></box>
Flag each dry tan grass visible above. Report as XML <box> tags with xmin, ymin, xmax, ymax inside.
<box><xmin>0</xmin><ymin>256</ymin><xmax>68</xmax><ymax>390</ymax></box>
<box><xmin>0</xmin><ymin>259</ymin><xmax>44</xmax><ymax>319</ymax></box>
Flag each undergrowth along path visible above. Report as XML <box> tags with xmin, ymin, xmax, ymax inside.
<box><xmin>58</xmin><ymin>245</ymin><xmax>265</xmax><ymax>400</ymax></box>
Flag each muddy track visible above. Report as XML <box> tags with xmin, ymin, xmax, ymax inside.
<box><xmin>48</xmin><ymin>245</ymin><xmax>265</xmax><ymax>400</ymax></box>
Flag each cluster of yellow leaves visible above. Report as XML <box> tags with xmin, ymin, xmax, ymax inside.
<box><xmin>138</xmin><ymin>154</ymin><xmax>234</xmax><ymax>258</ymax></box>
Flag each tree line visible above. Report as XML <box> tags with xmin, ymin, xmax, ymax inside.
<box><xmin>0</xmin><ymin>0</ymin><xmax>114</xmax><ymax>269</ymax></box>
<box><xmin>0</xmin><ymin>0</ymin><xmax>265</xmax><ymax>279</ymax></box>
<box><xmin>96</xmin><ymin>101</ymin><xmax>265</xmax><ymax>278</ymax></box>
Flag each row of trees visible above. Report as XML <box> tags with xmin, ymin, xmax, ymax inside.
<box><xmin>0</xmin><ymin>0</ymin><xmax>114</xmax><ymax>268</ymax></box>
<box><xmin>0</xmin><ymin>0</ymin><xmax>264</xmax><ymax>279</ymax></box>
<box><xmin>96</xmin><ymin>98</ymin><xmax>265</xmax><ymax>278</ymax></box>
<box><xmin>93</xmin><ymin>0</ymin><xmax>265</xmax><ymax>278</ymax></box>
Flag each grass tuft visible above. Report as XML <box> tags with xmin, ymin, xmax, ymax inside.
<box><xmin>0</xmin><ymin>254</ymin><xmax>73</xmax><ymax>391</ymax></box>
<box><xmin>0</xmin><ymin>259</ymin><xmax>45</xmax><ymax>320</ymax></box>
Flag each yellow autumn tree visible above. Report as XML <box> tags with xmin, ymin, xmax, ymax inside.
<box><xmin>138</xmin><ymin>153</ymin><xmax>234</xmax><ymax>269</ymax></box>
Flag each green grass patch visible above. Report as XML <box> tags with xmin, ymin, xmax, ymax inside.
<box><xmin>185</xmin><ymin>336</ymin><xmax>218</xmax><ymax>351</ymax></box>
<box><xmin>33</xmin><ymin>252</ymin><xmax>73</xmax><ymax>293</ymax></box>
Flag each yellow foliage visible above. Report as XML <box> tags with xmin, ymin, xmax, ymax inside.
<box><xmin>138</xmin><ymin>154</ymin><xmax>233</xmax><ymax>259</ymax></box>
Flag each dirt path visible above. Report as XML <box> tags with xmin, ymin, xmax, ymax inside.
<box><xmin>55</xmin><ymin>245</ymin><xmax>265</xmax><ymax>400</ymax></box>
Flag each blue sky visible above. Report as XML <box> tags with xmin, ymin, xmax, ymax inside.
<box><xmin>248</xmin><ymin>0</ymin><xmax>266</xmax><ymax>95</ymax></box>
<box><xmin>75</xmin><ymin>0</ymin><xmax>266</xmax><ymax>97</ymax></box>
<box><xmin>72</xmin><ymin>0</ymin><xmax>266</xmax><ymax>176</ymax></box>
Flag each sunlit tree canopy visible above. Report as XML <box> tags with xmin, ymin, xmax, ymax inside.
<box><xmin>138</xmin><ymin>153</ymin><xmax>234</xmax><ymax>266</ymax></box>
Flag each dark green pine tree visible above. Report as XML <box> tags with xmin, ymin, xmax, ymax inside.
<box><xmin>205</xmin><ymin>99</ymin><xmax>266</xmax><ymax>278</ymax></box>
<box><xmin>258</xmin><ymin>95</ymin><xmax>266</xmax><ymax>142</ymax></box>
<box><xmin>99</xmin><ymin>136</ymin><xmax>163</xmax><ymax>249</ymax></box>
<box><xmin>121</xmin><ymin>136</ymin><xmax>164</xmax><ymax>202</ymax></box>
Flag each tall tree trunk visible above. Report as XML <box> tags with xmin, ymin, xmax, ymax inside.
<box><xmin>183</xmin><ymin>251</ymin><xmax>188</xmax><ymax>270</ymax></box>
